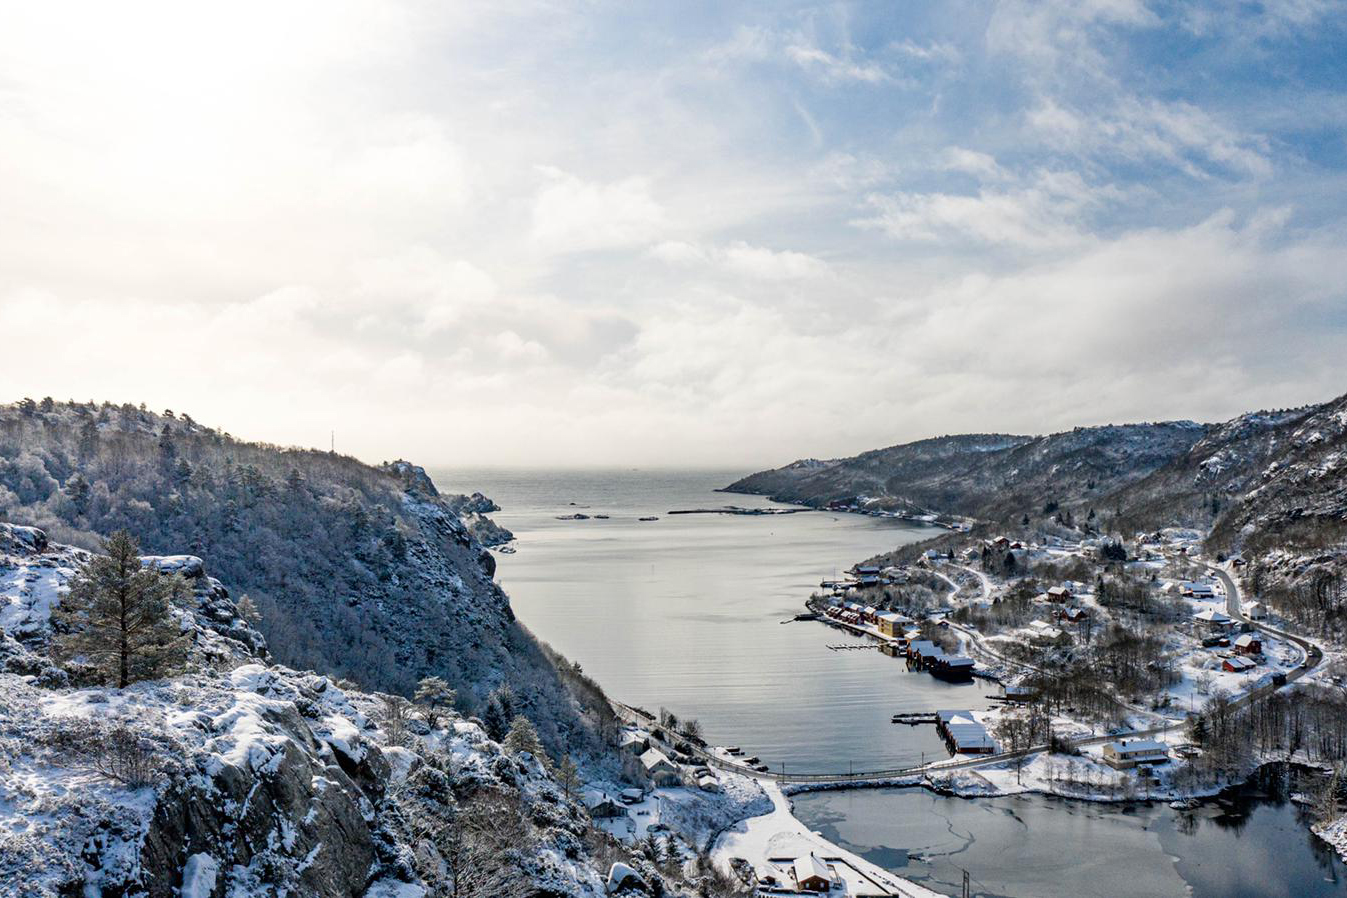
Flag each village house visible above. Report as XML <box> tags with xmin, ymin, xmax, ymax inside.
<box><xmin>584</xmin><ymin>793</ymin><xmax>627</xmax><ymax>819</ymax></box>
<box><xmin>1223</xmin><ymin>655</ymin><xmax>1257</xmax><ymax>673</ymax></box>
<box><xmin>1046</xmin><ymin>585</ymin><xmax>1072</xmax><ymax>602</ymax></box>
<box><xmin>791</xmin><ymin>853</ymin><xmax>834</xmax><ymax>893</ymax></box>
<box><xmin>619</xmin><ymin>731</ymin><xmax>649</xmax><ymax>756</ymax></box>
<box><xmin>1057</xmin><ymin>606</ymin><xmax>1087</xmax><ymax>623</ymax></box>
<box><xmin>1233</xmin><ymin>633</ymin><xmax>1262</xmax><ymax>655</ymax></box>
<box><xmin>876</xmin><ymin>611</ymin><xmax>911</xmax><ymax>638</ymax></box>
<box><xmin>639</xmin><ymin>748</ymin><xmax>682</xmax><ymax>787</ymax></box>
<box><xmin>1181</xmin><ymin>581</ymin><xmax>1216</xmax><ymax>600</ymax></box>
<box><xmin>1102</xmin><ymin>739</ymin><xmax>1170</xmax><ymax>770</ymax></box>
<box><xmin>1193</xmin><ymin>608</ymin><xmax>1233</xmax><ymax>631</ymax></box>
<box><xmin>1244</xmin><ymin>601</ymin><xmax>1267</xmax><ymax>620</ymax></box>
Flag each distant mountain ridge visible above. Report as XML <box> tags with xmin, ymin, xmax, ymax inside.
<box><xmin>727</xmin><ymin>392</ymin><xmax>1347</xmax><ymax>554</ymax></box>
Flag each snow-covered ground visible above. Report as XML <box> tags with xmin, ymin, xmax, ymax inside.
<box><xmin>712</xmin><ymin>780</ymin><xmax>940</xmax><ymax>898</ymax></box>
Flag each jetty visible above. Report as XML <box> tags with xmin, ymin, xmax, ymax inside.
<box><xmin>891</xmin><ymin>712</ymin><xmax>938</xmax><ymax>725</ymax></box>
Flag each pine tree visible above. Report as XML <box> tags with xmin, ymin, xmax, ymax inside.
<box><xmin>503</xmin><ymin>715</ymin><xmax>547</xmax><ymax>768</ymax></box>
<box><xmin>483</xmin><ymin>685</ymin><xmax>515</xmax><ymax>742</ymax></box>
<box><xmin>236</xmin><ymin>593</ymin><xmax>262</xmax><ymax>624</ymax></box>
<box><xmin>556</xmin><ymin>753</ymin><xmax>580</xmax><ymax>801</ymax></box>
<box><xmin>414</xmin><ymin>676</ymin><xmax>457</xmax><ymax>728</ymax></box>
<box><xmin>54</xmin><ymin>530</ymin><xmax>189</xmax><ymax>688</ymax></box>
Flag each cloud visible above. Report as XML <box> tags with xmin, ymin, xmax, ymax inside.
<box><xmin>1028</xmin><ymin>97</ymin><xmax>1273</xmax><ymax>179</ymax></box>
<box><xmin>856</xmin><ymin>170</ymin><xmax>1120</xmax><ymax>249</ymax></box>
<box><xmin>784</xmin><ymin>43</ymin><xmax>891</xmax><ymax>84</ymax></box>
<box><xmin>0</xmin><ymin>1</ymin><xmax>1343</xmax><ymax>467</ymax></box>
<box><xmin>647</xmin><ymin>240</ymin><xmax>830</xmax><ymax>280</ymax></box>
<box><xmin>529</xmin><ymin>168</ymin><xmax>666</xmax><ymax>254</ymax></box>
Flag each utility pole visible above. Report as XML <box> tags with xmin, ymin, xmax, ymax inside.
<box><xmin>962</xmin><ymin>868</ymin><xmax>971</xmax><ymax>898</ymax></box>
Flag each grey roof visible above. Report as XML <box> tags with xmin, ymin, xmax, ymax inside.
<box><xmin>1105</xmin><ymin>739</ymin><xmax>1167</xmax><ymax>754</ymax></box>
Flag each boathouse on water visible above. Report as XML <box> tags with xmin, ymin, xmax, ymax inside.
<box><xmin>935</xmin><ymin>710</ymin><xmax>997</xmax><ymax>754</ymax></box>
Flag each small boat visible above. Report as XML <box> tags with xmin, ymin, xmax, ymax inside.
<box><xmin>638</xmin><ymin>516</ymin><xmax>659</xmax><ymax>522</ymax></box>
<box><xmin>594</xmin><ymin>515</ymin><xmax>610</xmax><ymax>519</ymax></box>
<box><xmin>752</xmin><ymin>764</ymin><xmax>770</xmax><ymax>773</ymax></box>
<box><xmin>724</xmin><ymin>746</ymin><xmax>741</xmax><ymax>754</ymax></box>
<box><xmin>743</xmin><ymin>756</ymin><xmax>760</xmax><ymax>765</ymax></box>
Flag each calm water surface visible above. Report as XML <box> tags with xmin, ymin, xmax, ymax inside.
<box><xmin>792</xmin><ymin>769</ymin><xmax>1347</xmax><ymax>898</ymax></box>
<box><xmin>432</xmin><ymin>467</ymin><xmax>982</xmax><ymax>773</ymax></box>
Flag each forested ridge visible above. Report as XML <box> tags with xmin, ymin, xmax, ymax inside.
<box><xmin>0</xmin><ymin>397</ymin><xmax>611</xmax><ymax>756</ymax></box>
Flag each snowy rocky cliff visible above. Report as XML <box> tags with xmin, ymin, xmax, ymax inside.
<box><xmin>0</xmin><ymin>525</ymin><xmax>631</xmax><ymax>898</ymax></box>
<box><xmin>0</xmin><ymin>402</ymin><xmax>588</xmax><ymax>758</ymax></box>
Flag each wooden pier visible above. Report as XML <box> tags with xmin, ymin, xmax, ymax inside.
<box><xmin>891</xmin><ymin>712</ymin><xmax>939</xmax><ymax>725</ymax></box>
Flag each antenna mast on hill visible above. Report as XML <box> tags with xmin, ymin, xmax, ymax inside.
<box><xmin>330</xmin><ymin>430</ymin><xmax>335</xmax><ymax>454</ymax></box>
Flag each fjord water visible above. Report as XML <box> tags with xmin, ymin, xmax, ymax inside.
<box><xmin>433</xmin><ymin>467</ymin><xmax>987</xmax><ymax>773</ymax></box>
<box><xmin>792</xmin><ymin>775</ymin><xmax>1347</xmax><ymax>898</ymax></box>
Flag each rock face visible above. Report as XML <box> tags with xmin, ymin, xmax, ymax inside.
<box><xmin>0</xmin><ymin>529</ymin><xmax>611</xmax><ymax>898</ymax></box>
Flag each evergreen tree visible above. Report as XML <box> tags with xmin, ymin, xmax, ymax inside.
<box><xmin>236</xmin><ymin>593</ymin><xmax>262</xmax><ymax>624</ymax></box>
<box><xmin>414</xmin><ymin>676</ymin><xmax>457</xmax><ymax>728</ymax></box>
<box><xmin>483</xmin><ymin>685</ymin><xmax>515</xmax><ymax>742</ymax></box>
<box><xmin>503</xmin><ymin>714</ymin><xmax>545</xmax><ymax>763</ymax></box>
<box><xmin>54</xmin><ymin>530</ymin><xmax>189</xmax><ymax>688</ymax></box>
<box><xmin>64</xmin><ymin>473</ymin><xmax>91</xmax><ymax>517</ymax></box>
<box><xmin>556</xmin><ymin>753</ymin><xmax>580</xmax><ymax>801</ymax></box>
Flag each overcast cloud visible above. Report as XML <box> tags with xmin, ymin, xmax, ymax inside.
<box><xmin>1</xmin><ymin>1</ymin><xmax>1345</xmax><ymax>468</ymax></box>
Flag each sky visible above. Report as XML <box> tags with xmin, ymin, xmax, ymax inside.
<box><xmin>2</xmin><ymin>1</ymin><xmax>1346</xmax><ymax>469</ymax></box>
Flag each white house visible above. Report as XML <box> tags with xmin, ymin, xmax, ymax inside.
<box><xmin>639</xmin><ymin>748</ymin><xmax>681</xmax><ymax>787</ymax></box>
<box><xmin>1244</xmin><ymin>601</ymin><xmax>1267</xmax><ymax>620</ymax></box>
<box><xmin>1193</xmin><ymin>608</ymin><xmax>1233</xmax><ymax>630</ymax></box>
<box><xmin>1103</xmin><ymin>739</ymin><xmax>1169</xmax><ymax>770</ymax></box>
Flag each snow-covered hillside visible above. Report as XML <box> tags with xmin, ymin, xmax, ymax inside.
<box><xmin>0</xmin><ymin>524</ymin><xmax>702</xmax><ymax>898</ymax></box>
<box><xmin>0</xmin><ymin>401</ymin><xmax>591</xmax><ymax>760</ymax></box>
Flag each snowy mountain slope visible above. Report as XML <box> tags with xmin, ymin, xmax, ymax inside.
<box><xmin>0</xmin><ymin>526</ymin><xmax>656</xmax><ymax>898</ymax></box>
<box><xmin>0</xmin><ymin>401</ymin><xmax>600</xmax><ymax>758</ymax></box>
<box><xmin>726</xmin><ymin>423</ymin><xmax>1205</xmax><ymax>520</ymax></box>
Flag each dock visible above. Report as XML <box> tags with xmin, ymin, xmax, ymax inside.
<box><xmin>891</xmin><ymin>712</ymin><xmax>938</xmax><ymax>725</ymax></box>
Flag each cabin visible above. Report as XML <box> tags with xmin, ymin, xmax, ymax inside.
<box><xmin>876</xmin><ymin>611</ymin><xmax>910</xmax><ymax>638</ymax></box>
<box><xmin>1233</xmin><ymin>633</ymin><xmax>1262</xmax><ymax>655</ymax></box>
<box><xmin>1193</xmin><ymin>608</ymin><xmax>1233</xmax><ymax>631</ymax></box>
<box><xmin>1046</xmin><ymin>585</ymin><xmax>1072</xmax><ymax>603</ymax></box>
<box><xmin>696</xmin><ymin>773</ymin><xmax>721</xmax><ymax>793</ymax></box>
<box><xmin>936</xmin><ymin>710</ymin><xmax>997</xmax><ymax>754</ymax></box>
<box><xmin>639</xmin><ymin>748</ymin><xmax>682</xmax><ymax>787</ymax></box>
<box><xmin>1102</xmin><ymin>739</ymin><xmax>1169</xmax><ymax>770</ymax></box>
<box><xmin>585</xmin><ymin>794</ymin><xmax>627</xmax><ymax>819</ymax></box>
<box><xmin>1057</xmin><ymin>607</ymin><xmax>1087</xmax><ymax>623</ymax></box>
<box><xmin>1223</xmin><ymin>655</ymin><xmax>1257</xmax><ymax>673</ymax></box>
<box><xmin>792</xmin><ymin>853</ymin><xmax>834</xmax><ymax>893</ymax></box>
<box><xmin>855</xmin><ymin>564</ymin><xmax>881</xmax><ymax>577</ymax></box>
<box><xmin>619</xmin><ymin>787</ymin><xmax>645</xmax><ymax>804</ymax></box>
<box><xmin>1003</xmin><ymin>684</ymin><xmax>1039</xmax><ymax>703</ymax></box>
